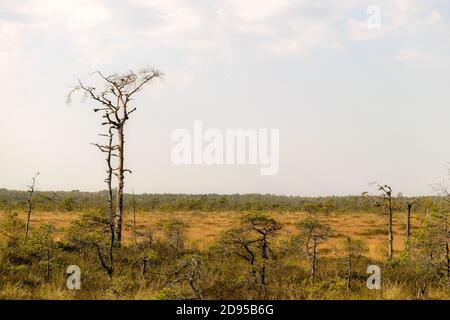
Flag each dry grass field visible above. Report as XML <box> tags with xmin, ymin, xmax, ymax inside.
<box><xmin>1</xmin><ymin>209</ymin><xmax>448</xmax><ymax>300</ymax></box>
<box><xmin>17</xmin><ymin>210</ymin><xmax>419</xmax><ymax>260</ymax></box>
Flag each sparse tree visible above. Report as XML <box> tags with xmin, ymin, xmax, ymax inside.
<box><xmin>160</xmin><ymin>218</ymin><xmax>186</xmax><ymax>258</ymax></box>
<box><xmin>218</xmin><ymin>226</ymin><xmax>258</xmax><ymax>275</ymax></box>
<box><xmin>218</xmin><ymin>212</ymin><xmax>281</xmax><ymax>297</ymax></box>
<box><xmin>339</xmin><ymin>238</ymin><xmax>367</xmax><ymax>289</ymax></box>
<box><xmin>405</xmin><ymin>199</ymin><xmax>415</xmax><ymax>250</ymax></box>
<box><xmin>24</xmin><ymin>172</ymin><xmax>39</xmax><ymax>241</ymax></box>
<box><xmin>370</xmin><ymin>183</ymin><xmax>394</xmax><ymax>260</ymax></box>
<box><xmin>67</xmin><ymin>67</ymin><xmax>163</xmax><ymax>243</ymax></box>
<box><xmin>66</xmin><ymin>210</ymin><xmax>116</xmax><ymax>279</ymax></box>
<box><xmin>92</xmin><ymin>126</ymin><xmax>117</xmax><ymax>226</ymax></box>
<box><xmin>173</xmin><ymin>254</ymin><xmax>204</xmax><ymax>300</ymax></box>
<box><xmin>427</xmin><ymin>182</ymin><xmax>450</xmax><ymax>278</ymax></box>
<box><xmin>296</xmin><ymin>216</ymin><xmax>330</xmax><ymax>282</ymax></box>
<box><xmin>413</xmin><ymin>208</ymin><xmax>449</xmax><ymax>279</ymax></box>
<box><xmin>28</xmin><ymin>223</ymin><xmax>57</xmax><ymax>282</ymax></box>
<box><xmin>0</xmin><ymin>211</ymin><xmax>25</xmax><ymax>248</ymax></box>
<box><xmin>137</xmin><ymin>249</ymin><xmax>159</xmax><ymax>279</ymax></box>
<box><xmin>241</xmin><ymin>212</ymin><xmax>282</xmax><ymax>296</ymax></box>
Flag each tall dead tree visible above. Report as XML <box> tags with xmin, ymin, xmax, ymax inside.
<box><xmin>25</xmin><ymin>172</ymin><xmax>39</xmax><ymax>241</ymax></box>
<box><xmin>405</xmin><ymin>200</ymin><xmax>415</xmax><ymax>250</ymax></box>
<box><xmin>371</xmin><ymin>183</ymin><xmax>394</xmax><ymax>260</ymax></box>
<box><xmin>67</xmin><ymin>68</ymin><xmax>163</xmax><ymax>243</ymax></box>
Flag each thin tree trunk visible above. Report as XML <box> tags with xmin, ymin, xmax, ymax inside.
<box><xmin>260</xmin><ymin>235</ymin><xmax>268</xmax><ymax>297</ymax></box>
<box><xmin>24</xmin><ymin>173</ymin><xmax>38</xmax><ymax>241</ymax></box>
<box><xmin>311</xmin><ymin>241</ymin><xmax>317</xmax><ymax>281</ymax></box>
<box><xmin>96</xmin><ymin>245</ymin><xmax>113</xmax><ymax>279</ymax></box>
<box><xmin>405</xmin><ymin>202</ymin><xmax>413</xmax><ymax>251</ymax></box>
<box><xmin>106</xmin><ymin>127</ymin><xmax>115</xmax><ymax>223</ymax></box>
<box><xmin>141</xmin><ymin>258</ymin><xmax>148</xmax><ymax>279</ymax></box>
<box><xmin>388</xmin><ymin>197</ymin><xmax>393</xmax><ymax>260</ymax></box>
<box><xmin>406</xmin><ymin>206</ymin><xmax>411</xmax><ymax>239</ymax></box>
<box><xmin>25</xmin><ymin>201</ymin><xmax>33</xmax><ymax>241</ymax></box>
<box><xmin>115</xmin><ymin>125</ymin><xmax>125</xmax><ymax>243</ymax></box>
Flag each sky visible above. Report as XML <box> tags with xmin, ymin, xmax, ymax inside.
<box><xmin>1</xmin><ymin>0</ymin><xmax>450</xmax><ymax>196</ymax></box>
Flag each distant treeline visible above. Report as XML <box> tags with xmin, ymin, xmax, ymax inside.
<box><xmin>0</xmin><ymin>189</ymin><xmax>445</xmax><ymax>214</ymax></box>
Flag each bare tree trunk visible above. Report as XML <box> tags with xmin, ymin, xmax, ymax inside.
<box><xmin>115</xmin><ymin>125</ymin><xmax>125</xmax><ymax>243</ymax></box>
<box><xmin>405</xmin><ymin>202</ymin><xmax>414</xmax><ymax>251</ymax></box>
<box><xmin>106</xmin><ymin>127</ymin><xmax>115</xmax><ymax>221</ymax></box>
<box><xmin>25</xmin><ymin>201</ymin><xmax>33</xmax><ymax>241</ymax></box>
<box><xmin>388</xmin><ymin>196</ymin><xmax>393</xmax><ymax>260</ymax></box>
<box><xmin>372</xmin><ymin>184</ymin><xmax>394</xmax><ymax>261</ymax></box>
<box><xmin>406</xmin><ymin>205</ymin><xmax>411</xmax><ymax>240</ymax></box>
<box><xmin>311</xmin><ymin>241</ymin><xmax>317</xmax><ymax>282</ymax></box>
<box><xmin>140</xmin><ymin>257</ymin><xmax>148</xmax><ymax>279</ymax></box>
<box><xmin>25</xmin><ymin>173</ymin><xmax>39</xmax><ymax>241</ymax></box>
<box><xmin>96</xmin><ymin>244</ymin><xmax>113</xmax><ymax>279</ymax></box>
<box><xmin>92</xmin><ymin>128</ymin><xmax>116</xmax><ymax>278</ymax></box>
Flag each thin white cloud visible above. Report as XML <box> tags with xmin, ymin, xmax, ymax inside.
<box><xmin>227</xmin><ymin>0</ymin><xmax>296</xmax><ymax>22</ymax></box>
<box><xmin>130</xmin><ymin>0</ymin><xmax>203</xmax><ymax>40</ymax></box>
<box><xmin>346</xmin><ymin>18</ymin><xmax>390</xmax><ymax>41</ymax></box>
<box><xmin>0</xmin><ymin>0</ymin><xmax>114</xmax><ymax>66</ymax></box>
<box><xmin>1</xmin><ymin>0</ymin><xmax>450</xmax><ymax>70</ymax></box>
<box><xmin>12</xmin><ymin>0</ymin><xmax>111</xmax><ymax>31</ymax></box>
<box><xmin>393</xmin><ymin>49</ymin><xmax>440</xmax><ymax>67</ymax></box>
<box><xmin>270</xmin><ymin>17</ymin><xmax>344</xmax><ymax>56</ymax></box>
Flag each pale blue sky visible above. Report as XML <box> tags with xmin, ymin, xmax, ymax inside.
<box><xmin>1</xmin><ymin>0</ymin><xmax>450</xmax><ymax>196</ymax></box>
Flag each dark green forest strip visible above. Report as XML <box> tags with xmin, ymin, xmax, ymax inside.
<box><xmin>0</xmin><ymin>189</ymin><xmax>443</xmax><ymax>213</ymax></box>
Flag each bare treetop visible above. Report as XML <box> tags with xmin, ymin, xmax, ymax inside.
<box><xmin>66</xmin><ymin>67</ymin><xmax>163</xmax><ymax>120</ymax></box>
<box><xmin>369</xmin><ymin>182</ymin><xmax>392</xmax><ymax>197</ymax></box>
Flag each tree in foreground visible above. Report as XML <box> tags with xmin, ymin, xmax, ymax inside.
<box><xmin>66</xmin><ymin>210</ymin><xmax>116</xmax><ymax>279</ymax></box>
<box><xmin>28</xmin><ymin>224</ymin><xmax>57</xmax><ymax>282</ymax></box>
<box><xmin>241</xmin><ymin>212</ymin><xmax>282</xmax><ymax>297</ymax></box>
<box><xmin>218</xmin><ymin>212</ymin><xmax>281</xmax><ymax>297</ymax></box>
<box><xmin>296</xmin><ymin>215</ymin><xmax>330</xmax><ymax>282</ymax></box>
<box><xmin>405</xmin><ymin>199</ymin><xmax>415</xmax><ymax>251</ymax></box>
<box><xmin>159</xmin><ymin>218</ymin><xmax>187</xmax><ymax>258</ymax></box>
<box><xmin>24</xmin><ymin>172</ymin><xmax>39</xmax><ymax>241</ymax></box>
<box><xmin>413</xmin><ymin>203</ymin><xmax>449</xmax><ymax>280</ymax></box>
<box><xmin>370</xmin><ymin>183</ymin><xmax>394</xmax><ymax>260</ymax></box>
<box><xmin>67</xmin><ymin>67</ymin><xmax>163</xmax><ymax>243</ymax></box>
<box><xmin>0</xmin><ymin>211</ymin><xmax>25</xmax><ymax>248</ymax></box>
<box><xmin>339</xmin><ymin>238</ymin><xmax>367</xmax><ymax>290</ymax></box>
